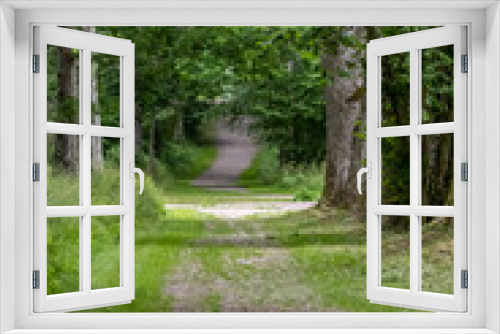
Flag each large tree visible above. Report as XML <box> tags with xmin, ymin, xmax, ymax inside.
<box><xmin>318</xmin><ymin>26</ymin><xmax>370</xmax><ymax>211</ymax></box>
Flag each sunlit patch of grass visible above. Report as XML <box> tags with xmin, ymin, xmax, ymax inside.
<box><xmin>164</xmin><ymin>182</ymin><xmax>295</xmax><ymax>205</ymax></box>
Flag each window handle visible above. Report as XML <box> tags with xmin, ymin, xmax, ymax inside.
<box><xmin>357</xmin><ymin>162</ymin><xmax>372</xmax><ymax>195</ymax></box>
<box><xmin>129</xmin><ymin>162</ymin><xmax>144</xmax><ymax>195</ymax></box>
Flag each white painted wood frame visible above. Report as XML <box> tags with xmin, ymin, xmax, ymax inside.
<box><xmin>366</xmin><ymin>26</ymin><xmax>467</xmax><ymax>312</ymax></box>
<box><xmin>0</xmin><ymin>1</ymin><xmax>498</xmax><ymax>333</ymax></box>
<box><xmin>32</xmin><ymin>26</ymin><xmax>135</xmax><ymax>313</ymax></box>
<box><xmin>0</xmin><ymin>2</ymin><xmax>16</xmax><ymax>333</ymax></box>
<box><xmin>14</xmin><ymin>8</ymin><xmax>483</xmax><ymax>331</ymax></box>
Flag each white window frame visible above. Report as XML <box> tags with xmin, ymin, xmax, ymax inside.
<box><xmin>33</xmin><ymin>26</ymin><xmax>136</xmax><ymax>313</ymax></box>
<box><xmin>0</xmin><ymin>1</ymin><xmax>499</xmax><ymax>333</ymax></box>
<box><xmin>366</xmin><ymin>26</ymin><xmax>468</xmax><ymax>312</ymax></box>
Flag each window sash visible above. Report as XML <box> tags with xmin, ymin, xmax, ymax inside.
<box><xmin>32</xmin><ymin>26</ymin><xmax>136</xmax><ymax>313</ymax></box>
<box><xmin>366</xmin><ymin>26</ymin><xmax>468</xmax><ymax>312</ymax></box>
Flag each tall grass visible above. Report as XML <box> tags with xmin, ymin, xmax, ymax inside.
<box><xmin>45</xmin><ymin>139</ymin><xmax>218</xmax><ymax>311</ymax></box>
<box><xmin>239</xmin><ymin>144</ymin><xmax>324</xmax><ymax>200</ymax></box>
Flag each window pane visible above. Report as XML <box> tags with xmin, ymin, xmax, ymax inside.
<box><xmin>91</xmin><ymin>215</ymin><xmax>121</xmax><ymax>290</ymax></box>
<box><xmin>91</xmin><ymin>52</ymin><xmax>121</xmax><ymax>127</ymax></box>
<box><xmin>47</xmin><ymin>45</ymin><xmax>80</xmax><ymax>124</ymax></box>
<box><xmin>381</xmin><ymin>52</ymin><xmax>410</xmax><ymax>127</ymax></box>
<box><xmin>381</xmin><ymin>136</ymin><xmax>410</xmax><ymax>205</ymax></box>
<box><xmin>92</xmin><ymin>137</ymin><xmax>121</xmax><ymax>205</ymax></box>
<box><xmin>421</xmin><ymin>133</ymin><xmax>454</xmax><ymax>206</ymax></box>
<box><xmin>422</xmin><ymin>45</ymin><xmax>454</xmax><ymax>124</ymax></box>
<box><xmin>47</xmin><ymin>134</ymin><xmax>80</xmax><ymax>206</ymax></box>
<box><xmin>421</xmin><ymin>216</ymin><xmax>454</xmax><ymax>294</ymax></box>
<box><xmin>381</xmin><ymin>215</ymin><xmax>410</xmax><ymax>290</ymax></box>
<box><xmin>47</xmin><ymin>217</ymin><xmax>80</xmax><ymax>295</ymax></box>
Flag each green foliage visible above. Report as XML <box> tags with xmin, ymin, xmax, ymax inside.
<box><xmin>47</xmin><ymin>167</ymin><xmax>213</xmax><ymax>306</ymax></box>
<box><xmin>240</xmin><ymin>145</ymin><xmax>324</xmax><ymax>200</ymax></box>
<box><xmin>381</xmin><ymin>52</ymin><xmax>411</xmax><ymax>127</ymax></box>
<box><xmin>293</xmin><ymin>187</ymin><xmax>317</xmax><ymax>201</ymax></box>
<box><xmin>212</xmin><ymin>27</ymin><xmax>328</xmax><ymax>164</ymax></box>
<box><xmin>381</xmin><ymin>136</ymin><xmax>410</xmax><ymax>205</ymax></box>
<box><xmin>49</xmin><ymin>26</ymin><xmax>451</xmax><ymax>208</ymax></box>
<box><xmin>375</xmin><ymin>27</ymin><xmax>453</xmax><ymax>207</ymax></box>
<box><xmin>160</xmin><ymin>141</ymin><xmax>216</xmax><ymax>179</ymax></box>
<box><xmin>240</xmin><ymin>145</ymin><xmax>281</xmax><ymax>185</ymax></box>
<box><xmin>421</xmin><ymin>45</ymin><xmax>454</xmax><ymax>123</ymax></box>
<box><xmin>92</xmin><ymin>52</ymin><xmax>121</xmax><ymax>127</ymax></box>
<box><xmin>47</xmin><ymin>44</ymin><xmax>80</xmax><ymax>124</ymax></box>
<box><xmin>47</xmin><ymin>217</ymin><xmax>80</xmax><ymax>295</ymax></box>
<box><xmin>44</xmin><ymin>26</ymin><xmax>457</xmax><ymax>312</ymax></box>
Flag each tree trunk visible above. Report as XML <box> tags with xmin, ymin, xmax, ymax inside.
<box><xmin>148</xmin><ymin>113</ymin><xmax>156</xmax><ymax>173</ymax></box>
<box><xmin>173</xmin><ymin>110</ymin><xmax>184</xmax><ymax>141</ymax></box>
<box><xmin>54</xmin><ymin>45</ymin><xmax>79</xmax><ymax>172</ymax></box>
<box><xmin>135</xmin><ymin>103</ymin><xmax>143</xmax><ymax>161</ymax></box>
<box><xmin>87</xmin><ymin>26</ymin><xmax>104</xmax><ymax>171</ymax></box>
<box><xmin>92</xmin><ymin>115</ymin><xmax>103</xmax><ymax>170</ymax></box>
<box><xmin>319</xmin><ymin>26</ymin><xmax>368</xmax><ymax>212</ymax></box>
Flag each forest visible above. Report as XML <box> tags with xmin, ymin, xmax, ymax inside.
<box><xmin>49</xmin><ymin>26</ymin><xmax>453</xmax><ymax>208</ymax></box>
<box><xmin>46</xmin><ymin>26</ymin><xmax>455</xmax><ymax>312</ymax></box>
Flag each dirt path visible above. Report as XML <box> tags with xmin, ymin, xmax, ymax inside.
<box><xmin>191</xmin><ymin>119</ymin><xmax>257</xmax><ymax>191</ymax></box>
<box><xmin>167</xmin><ymin>118</ymin><xmax>329</xmax><ymax>311</ymax></box>
<box><xmin>163</xmin><ymin>217</ymin><xmax>331</xmax><ymax>312</ymax></box>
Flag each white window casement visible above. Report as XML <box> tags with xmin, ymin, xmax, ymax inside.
<box><xmin>364</xmin><ymin>26</ymin><xmax>468</xmax><ymax>312</ymax></box>
<box><xmin>1</xmin><ymin>1</ymin><xmax>500</xmax><ymax>334</ymax></box>
<box><xmin>33</xmin><ymin>26</ymin><xmax>137</xmax><ymax>313</ymax></box>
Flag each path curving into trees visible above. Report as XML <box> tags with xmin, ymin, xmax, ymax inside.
<box><xmin>191</xmin><ymin>119</ymin><xmax>257</xmax><ymax>192</ymax></box>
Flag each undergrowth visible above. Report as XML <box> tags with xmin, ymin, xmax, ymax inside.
<box><xmin>239</xmin><ymin>144</ymin><xmax>324</xmax><ymax>200</ymax></box>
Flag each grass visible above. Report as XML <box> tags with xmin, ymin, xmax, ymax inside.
<box><xmin>264</xmin><ymin>209</ymin><xmax>452</xmax><ymax>310</ymax></box>
<box><xmin>146</xmin><ymin>141</ymin><xmax>217</xmax><ymax>187</ymax></box>
<box><xmin>46</xmin><ymin>165</ymin><xmax>215</xmax><ymax>312</ymax></box>
<box><xmin>238</xmin><ymin>145</ymin><xmax>324</xmax><ymax>199</ymax></box>
<box><xmin>170</xmin><ymin>142</ymin><xmax>218</xmax><ymax>181</ymax></box>
<box><xmin>46</xmin><ymin>138</ymin><xmax>220</xmax><ymax>312</ymax></box>
<box><xmin>163</xmin><ymin>206</ymin><xmax>449</xmax><ymax>312</ymax></box>
<box><xmin>46</xmin><ymin>141</ymin><xmax>453</xmax><ymax>312</ymax></box>
<box><xmin>87</xmin><ymin>208</ymin><xmax>212</xmax><ymax>312</ymax></box>
<box><xmin>254</xmin><ymin>209</ymin><xmax>417</xmax><ymax>312</ymax></box>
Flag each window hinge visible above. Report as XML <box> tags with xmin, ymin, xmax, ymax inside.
<box><xmin>461</xmin><ymin>270</ymin><xmax>468</xmax><ymax>289</ymax></box>
<box><xmin>461</xmin><ymin>162</ymin><xmax>468</xmax><ymax>181</ymax></box>
<box><xmin>461</xmin><ymin>54</ymin><xmax>468</xmax><ymax>73</ymax></box>
<box><xmin>33</xmin><ymin>270</ymin><xmax>40</xmax><ymax>289</ymax></box>
<box><xmin>33</xmin><ymin>163</ymin><xmax>40</xmax><ymax>182</ymax></box>
<box><xmin>33</xmin><ymin>54</ymin><xmax>40</xmax><ymax>73</ymax></box>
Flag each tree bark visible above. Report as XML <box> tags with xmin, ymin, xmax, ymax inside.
<box><xmin>319</xmin><ymin>26</ymin><xmax>368</xmax><ymax>212</ymax></box>
<box><xmin>135</xmin><ymin>103</ymin><xmax>143</xmax><ymax>160</ymax></box>
<box><xmin>148</xmin><ymin>113</ymin><xmax>156</xmax><ymax>173</ymax></box>
<box><xmin>54</xmin><ymin>45</ymin><xmax>79</xmax><ymax>172</ymax></box>
<box><xmin>88</xmin><ymin>26</ymin><xmax>104</xmax><ymax>171</ymax></box>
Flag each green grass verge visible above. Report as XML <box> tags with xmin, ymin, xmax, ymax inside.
<box><xmin>173</xmin><ymin>143</ymin><xmax>218</xmax><ymax>181</ymax></box>
<box><xmin>46</xmin><ymin>137</ymin><xmax>219</xmax><ymax>312</ymax></box>
<box><xmin>238</xmin><ymin>145</ymin><xmax>324</xmax><ymax>199</ymax></box>
<box><xmin>238</xmin><ymin>147</ymin><xmax>293</xmax><ymax>194</ymax></box>
<box><xmin>45</xmin><ymin>166</ymin><xmax>215</xmax><ymax>312</ymax></box>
